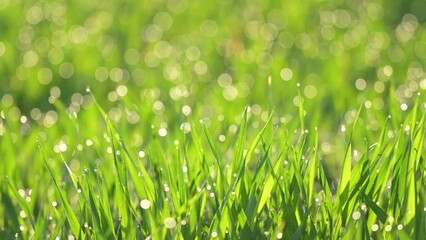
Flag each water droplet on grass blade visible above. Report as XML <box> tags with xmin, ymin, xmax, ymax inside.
<box><xmin>182</xmin><ymin>105</ymin><xmax>191</xmax><ymax>116</ymax></box>
<box><xmin>85</xmin><ymin>139</ymin><xmax>93</xmax><ymax>146</ymax></box>
<box><xmin>352</xmin><ymin>211</ymin><xmax>361</xmax><ymax>220</ymax></box>
<box><xmin>158</xmin><ymin>128</ymin><xmax>167</xmax><ymax>137</ymax></box>
<box><xmin>385</xmin><ymin>225</ymin><xmax>392</xmax><ymax>232</ymax></box>
<box><xmin>164</xmin><ymin>217</ymin><xmax>177</xmax><ymax>229</ymax></box>
<box><xmin>140</xmin><ymin>199</ymin><xmax>151</xmax><ymax>209</ymax></box>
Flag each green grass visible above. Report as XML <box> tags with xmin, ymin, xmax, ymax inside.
<box><xmin>1</xmin><ymin>92</ymin><xmax>425</xmax><ymax>239</ymax></box>
<box><xmin>1</xmin><ymin>0</ymin><xmax>426</xmax><ymax>239</ymax></box>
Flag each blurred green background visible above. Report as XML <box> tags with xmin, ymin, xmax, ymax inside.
<box><xmin>1</xmin><ymin>0</ymin><xmax>426</xmax><ymax>177</ymax></box>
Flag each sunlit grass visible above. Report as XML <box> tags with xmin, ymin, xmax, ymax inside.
<box><xmin>1</xmin><ymin>0</ymin><xmax>426</xmax><ymax>239</ymax></box>
<box><xmin>1</xmin><ymin>91</ymin><xmax>425</xmax><ymax>239</ymax></box>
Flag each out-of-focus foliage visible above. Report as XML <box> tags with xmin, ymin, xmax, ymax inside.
<box><xmin>1</xmin><ymin>0</ymin><xmax>426</xmax><ymax>239</ymax></box>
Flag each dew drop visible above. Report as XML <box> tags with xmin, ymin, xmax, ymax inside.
<box><xmin>140</xmin><ymin>199</ymin><xmax>151</xmax><ymax>209</ymax></box>
<box><xmin>352</xmin><ymin>211</ymin><xmax>361</xmax><ymax>220</ymax></box>
<box><xmin>182</xmin><ymin>105</ymin><xmax>192</xmax><ymax>116</ymax></box>
<box><xmin>385</xmin><ymin>225</ymin><xmax>392</xmax><ymax>232</ymax></box>
<box><xmin>85</xmin><ymin>139</ymin><xmax>93</xmax><ymax>146</ymax></box>
<box><xmin>158</xmin><ymin>128</ymin><xmax>167</xmax><ymax>137</ymax></box>
<box><xmin>164</xmin><ymin>217</ymin><xmax>177</xmax><ymax>229</ymax></box>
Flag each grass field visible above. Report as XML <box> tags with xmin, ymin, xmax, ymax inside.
<box><xmin>1</xmin><ymin>0</ymin><xmax>426</xmax><ymax>239</ymax></box>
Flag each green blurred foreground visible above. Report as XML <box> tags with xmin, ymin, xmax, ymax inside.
<box><xmin>1</xmin><ymin>0</ymin><xmax>426</xmax><ymax>239</ymax></box>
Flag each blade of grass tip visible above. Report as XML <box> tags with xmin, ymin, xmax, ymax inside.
<box><xmin>90</xmin><ymin>87</ymin><xmax>142</xmax><ymax>214</ymax></box>
<box><xmin>388</xmin><ymin>81</ymin><xmax>400</xmax><ymax>128</ymax></box>
<box><xmin>34</xmin><ymin>210</ymin><xmax>46</xmax><ymax>240</ymax></box>
<box><xmin>297</xmin><ymin>83</ymin><xmax>305</xmax><ymax>132</ymax></box>
<box><xmin>408</xmin><ymin>98</ymin><xmax>419</xmax><ymax>139</ymax></box>
<box><xmin>36</xmin><ymin>139</ymin><xmax>82</xmax><ymax>238</ymax></box>
<box><xmin>255</xmin><ymin>144</ymin><xmax>274</xmax><ymax>214</ymax></box>
<box><xmin>318</xmin><ymin>162</ymin><xmax>333</xmax><ymax>237</ymax></box>
<box><xmin>405</xmin><ymin>108</ymin><xmax>425</xmax><ymax>235</ymax></box>
<box><xmin>337</xmin><ymin>103</ymin><xmax>363</xmax><ymax>196</ymax></box>
<box><xmin>5</xmin><ymin>176</ymin><xmax>36</xmax><ymax>231</ymax></box>
<box><xmin>87</xmin><ymin>87</ymin><xmax>109</xmax><ymax>121</ymax></box>
<box><xmin>96</xmin><ymin>170</ymin><xmax>118</xmax><ymax>237</ymax></box>
<box><xmin>98</xmin><ymin>96</ymin><xmax>157</xmax><ymax>204</ymax></box>
<box><xmin>244</xmin><ymin>110</ymin><xmax>273</xmax><ymax>167</ymax></box>
<box><xmin>205</xmin><ymin>109</ymin><xmax>251</xmax><ymax>231</ymax></box>
<box><xmin>308</xmin><ymin>127</ymin><xmax>319</xmax><ymax>204</ymax></box>
<box><xmin>107</xmin><ymin>126</ymin><xmax>136</xmax><ymax>238</ymax></box>
<box><xmin>360</xmin><ymin>191</ymin><xmax>387</xmax><ymax>223</ymax></box>
<box><xmin>60</xmin><ymin>154</ymin><xmax>79</xmax><ymax>189</ymax></box>
<box><xmin>202</xmin><ymin>123</ymin><xmax>225</xmax><ymax>177</ymax></box>
<box><xmin>175</xmin><ymin>146</ymin><xmax>187</xmax><ymax>207</ymax></box>
<box><xmin>202</xmin><ymin>124</ymin><xmax>229</xmax><ymax>198</ymax></box>
<box><xmin>1</xmin><ymin>184</ymin><xmax>20</xmax><ymax>236</ymax></box>
<box><xmin>268</xmin><ymin>76</ymin><xmax>272</xmax><ymax>114</ymax></box>
<box><xmin>412</xmin><ymin>108</ymin><xmax>425</xmax><ymax>168</ymax></box>
<box><xmin>81</xmin><ymin>170</ymin><xmax>118</xmax><ymax>238</ymax></box>
<box><xmin>60</xmin><ymin>154</ymin><xmax>107</xmax><ymax>237</ymax></box>
<box><xmin>78</xmin><ymin>176</ymin><xmax>102</xmax><ymax>238</ymax></box>
<box><xmin>234</xmin><ymin>107</ymin><xmax>248</xmax><ymax>171</ymax></box>
<box><xmin>189</xmin><ymin>119</ymin><xmax>205</xmax><ymax>170</ymax></box>
<box><xmin>211</xmin><ymin>145</ymin><xmax>250</xmax><ymax>234</ymax></box>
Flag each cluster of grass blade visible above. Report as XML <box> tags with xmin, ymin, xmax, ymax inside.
<box><xmin>1</xmin><ymin>92</ymin><xmax>426</xmax><ymax>239</ymax></box>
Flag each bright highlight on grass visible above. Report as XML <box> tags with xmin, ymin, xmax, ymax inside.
<box><xmin>164</xmin><ymin>217</ymin><xmax>177</xmax><ymax>229</ymax></box>
<box><xmin>139</xmin><ymin>199</ymin><xmax>150</xmax><ymax>209</ymax></box>
<box><xmin>1</xmin><ymin>0</ymin><xmax>426</xmax><ymax>239</ymax></box>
